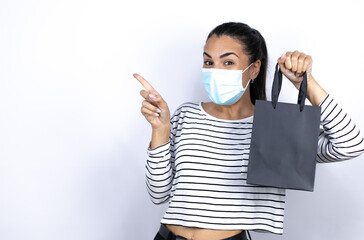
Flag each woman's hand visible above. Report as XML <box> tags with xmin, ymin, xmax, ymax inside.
<box><xmin>277</xmin><ymin>51</ymin><xmax>313</xmax><ymax>89</ymax></box>
<box><xmin>277</xmin><ymin>51</ymin><xmax>327</xmax><ymax>106</ymax></box>
<box><xmin>134</xmin><ymin>73</ymin><xmax>171</xmax><ymax>148</ymax></box>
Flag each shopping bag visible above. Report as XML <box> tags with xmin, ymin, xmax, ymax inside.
<box><xmin>247</xmin><ymin>63</ymin><xmax>321</xmax><ymax>191</ymax></box>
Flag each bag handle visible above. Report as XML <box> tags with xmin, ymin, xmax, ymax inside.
<box><xmin>271</xmin><ymin>63</ymin><xmax>307</xmax><ymax>112</ymax></box>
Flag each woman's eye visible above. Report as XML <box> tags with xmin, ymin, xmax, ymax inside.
<box><xmin>224</xmin><ymin>61</ymin><xmax>234</xmax><ymax>66</ymax></box>
<box><xmin>204</xmin><ymin>60</ymin><xmax>213</xmax><ymax>66</ymax></box>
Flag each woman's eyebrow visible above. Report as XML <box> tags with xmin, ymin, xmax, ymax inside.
<box><xmin>203</xmin><ymin>51</ymin><xmax>239</xmax><ymax>59</ymax></box>
<box><xmin>203</xmin><ymin>52</ymin><xmax>212</xmax><ymax>58</ymax></box>
<box><xmin>220</xmin><ymin>52</ymin><xmax>239</xmax><ymax>59</ymax></box>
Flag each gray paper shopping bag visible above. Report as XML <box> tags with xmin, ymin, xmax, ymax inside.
<box><xmin>247</xmin><ymin>63</ymin><xmax>321</xmax><ymax>191</ymax></box>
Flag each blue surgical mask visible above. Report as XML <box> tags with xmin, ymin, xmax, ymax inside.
<box><xmin>202</xmin><ymin>64</ymin><xmax>253</xmax><ymax>105</ymax></box>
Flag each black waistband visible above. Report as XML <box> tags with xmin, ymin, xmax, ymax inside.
<box><xmin>157</xmin><ymin>224</ymin><xmax>249</xmax><ymax>240</ymax></box>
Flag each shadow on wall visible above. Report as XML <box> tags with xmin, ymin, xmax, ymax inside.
<box><xmin>282</xmin><ymin>162</ymin><xmax>361</xmax><ymax>240</ymax></box>
<box><xmin>120</xmin><ymin>124</ymin><xmax>169</xmax><ymax>239</ymax></box>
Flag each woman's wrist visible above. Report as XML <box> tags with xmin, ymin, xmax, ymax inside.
<box><xmin>305</xmin><ymin>75</ymin><xmax>328</xmax><ymax>106</ymax></box>
<box><xmin>150</xmin><ymin>126</ymin><xmax>170</xmax><ymax>149</ymax></box>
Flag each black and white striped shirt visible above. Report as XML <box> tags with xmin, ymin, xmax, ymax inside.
<box><xmin>145</xmin><ymin>94</ymin><xmax>364</xmax><ymax>234</ymax></box>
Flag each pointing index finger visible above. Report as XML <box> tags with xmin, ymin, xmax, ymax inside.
<box><xmin>133</xmin><ymin>73</ymin><xmax>157</xmax><ymax>93</ymax></box>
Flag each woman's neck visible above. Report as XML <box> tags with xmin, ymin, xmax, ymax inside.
<box><xmin>203</xmin><ymin>92</ymin><xmax>255</xmax><ymax>120</ymax></box>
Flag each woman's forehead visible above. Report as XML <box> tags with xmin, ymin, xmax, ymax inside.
<box><xmin>204</xmin><ymin>35</ymin><xmax>245</xmax><ymax>56</ymax></box>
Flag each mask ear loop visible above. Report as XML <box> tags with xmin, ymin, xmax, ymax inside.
<box><xmin>245</xmin><ymin>62</ymin><xmax>255</xmax><ymax>84</ymax></box>
<box><xmin>243</xmin><ymin>79</ymin><xmax>252</xmax><ymax>88</ymax></box>
<box><xmin>242</xmin><ymin>63</ymin><xmax>254</xmax><ymax>73</ymax></box>
<box><xmin>242</xmin><ymin>63</ymin><xmax>254</xmax><ymax>88</ymax></box>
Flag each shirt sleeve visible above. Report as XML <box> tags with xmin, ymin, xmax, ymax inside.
<box><xmin>317</xmin><ymin>94</ymin><xmax>364</xmax><ymax>163</ymax></box>
<box><xmin>145</xmin><ymin>141</ymin><xmax>174</xmax><ymax>204</ymax></box>
<box><xmin>145</xmin><ymin>106</ymin><xmax>181</xmax><ymax>204</ymax></box>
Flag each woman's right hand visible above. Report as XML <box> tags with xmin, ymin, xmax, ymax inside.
<box><xmin>134</xmin><ymin>73</ymin><xmax>171</xmax><ymax>147</ymax></box>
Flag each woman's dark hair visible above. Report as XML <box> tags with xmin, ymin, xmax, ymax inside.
<box><xmin>207</xmin><ymin>22</ymin><xmax>267</xmax><ymax>105</ymax></box>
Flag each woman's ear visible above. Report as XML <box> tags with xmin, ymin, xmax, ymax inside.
<box><xmin>250</xmin><ymin>60</ymin><xmax>261</xmax><ymax>79</ymax></box>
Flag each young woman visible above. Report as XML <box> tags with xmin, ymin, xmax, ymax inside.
<box><xmin>134</xmin><ymin>22</ymin><xmax>364</xmax><ymax>240</ymax></box>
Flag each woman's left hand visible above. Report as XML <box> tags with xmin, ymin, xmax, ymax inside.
<box><xmin>278</xmin><ymin>50</ymin><xmax>328</xmax><ymax>106</ymax></box>
<box><xmin>278</xmin><ymin>51</ymin><xmax>313</xmax><ymax>89</ymax></box>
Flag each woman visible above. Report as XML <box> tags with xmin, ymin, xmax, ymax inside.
<box><xmin>134</xmin><ymin>22</ymin><xmax>364</xmax><ymax>240</ymax></box>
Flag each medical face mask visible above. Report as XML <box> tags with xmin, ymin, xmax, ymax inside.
<box><xmin>202</xmin><ymin>63</ymin><xmax>253</xmax><ymax>105</ymax></box>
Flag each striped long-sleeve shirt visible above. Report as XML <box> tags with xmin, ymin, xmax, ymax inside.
<box><xmin>145</xmin><ymin>94</ymin><xmax>364</xmax><ymax>234</ymax></box>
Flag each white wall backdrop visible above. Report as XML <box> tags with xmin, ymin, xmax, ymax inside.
<box><xmin>0</xmin><ymin>0</ymin><xmax>363</xmax><ymax>239</ymax></box>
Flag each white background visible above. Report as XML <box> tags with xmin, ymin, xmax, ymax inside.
<box><xmin>0</xmin><ymin>0</ymin><xmax>364</xmax><ymax>239</ymax></box>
